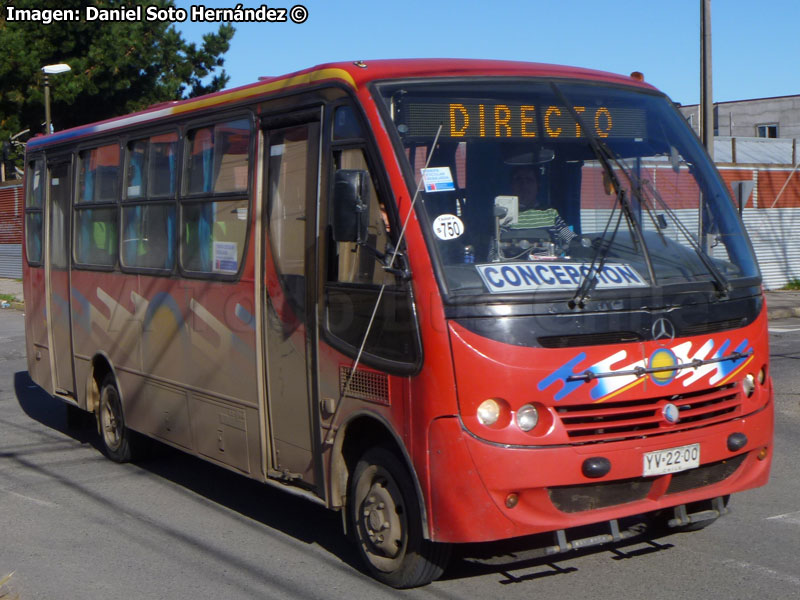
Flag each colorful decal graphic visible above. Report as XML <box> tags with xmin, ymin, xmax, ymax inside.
<box><xmin>71</xmin><ymin>287</ymin><xmax>252</xmax><ymax>362</ymax></box>
<box><xmin>28</xmin><ymin>68</ymin><xmax>357</xmax><ymax>151</ymax></box>
<box><xmin>649</xmin><ymin>348</ymin><xmax>678</xmax><ymax>386</ymax></box>
<box><xmin>539</xmin><ymin>336</ymin><xmax>753</xmax><ymax>403</ymax></box>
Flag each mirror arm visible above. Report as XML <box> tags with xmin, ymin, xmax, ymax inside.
<box><xmin>376</xmin><ymin>241</ymin><xmax>412</xmax><ymax>280</ymax></box>
<box><xmin>357</xmin><ymin>240</ymin><xmax>387</xmax><ymax>263</ymax></box>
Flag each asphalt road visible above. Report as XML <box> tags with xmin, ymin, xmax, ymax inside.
<box><xmin>1</xmin><ymin>307</ymin><xmax>799</xmax><ymax>599</ymax></box>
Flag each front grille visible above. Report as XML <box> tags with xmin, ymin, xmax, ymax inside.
<box><xmin>557</xmin><ymin>383</ymin><xmax>741</xmax><ymax>444</ymax></box>
<box><xmin>549</xmin><ymin>478</ymin><xmax>653</xmax><ymax>513</ymax></box>
<box><xmin>679</xmin><ymin>318</ymin><xmax>746</xmax><ymax>336</ymax></box>
<box><xmin>538</xmin><ymin>331</ymin><xmax>642</xmax><ymax>348</ymax></box>
<box><xmin>548</xmin><ymin>455</ymin><xmax>746</xmax><ymax>513</ymax></box>
<box><xmin>666</xmin><ymin>454</ymin><xmax>746</xmax><ymax>494</ymax></box>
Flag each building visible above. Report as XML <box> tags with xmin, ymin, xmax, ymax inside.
<box><xmin>676</xmin><ymin>96</ymin><xmax>800</xmax><ymax>289</ymax></box>
<box><xmin>0</xmin><ymin>179</ymin><xmax>23</xmax><ymax>278</ymax></box>
<box><xmin>679</xmin><ymin>94</ymin><xmax>800</xmax><ymax>140</ymax></box>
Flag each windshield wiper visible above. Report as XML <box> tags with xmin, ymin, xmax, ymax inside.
<box><xmin>549</xmin><ymin>84</ymin><xmax>654</xmax><ymax>309</ymax></box>
<box><xmin>566</xmin><ymin>348</ymin><xmax>751</xmax><ymax>382</ymax></box>
<box><xmin>637</xmin><ymin>177</ymin><xmax>731</xmax><ymax>298</ymax></box>
<box><xmin>551</xmin><ymin>83</ymin><xmax>730</xmax><ymax>303</ymax></box>
<box><xmin>569</xmin><ymin>194</ymin><xmax>626</xmax><ymax>309</ymax></box>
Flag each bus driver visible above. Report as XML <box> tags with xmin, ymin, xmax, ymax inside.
<box><xmin>488</xmin><ymin>164</ymin><xmax>576</xmax><ymax>261</ymax></box>
<box><xmin>510</xmin><ymin>164</ymin><xmax>575</xmax><ymax>249</ymax></box>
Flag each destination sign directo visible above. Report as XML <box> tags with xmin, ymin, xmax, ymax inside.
<box><xmin>404</xmin><ymin>103</ymin><xmax>646</xmax><ymax>139</ymax></box>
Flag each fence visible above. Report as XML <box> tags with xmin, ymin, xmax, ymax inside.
<box><xmin>0</xmin><ymin>181</ymin><xmax>22</xmax><ymax>278</ymax></box>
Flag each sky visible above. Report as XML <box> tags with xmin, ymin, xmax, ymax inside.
<box><xmin>172</xmin><ymin>0</ymin><xmax>799</xmax><ymax>106</ymax></box>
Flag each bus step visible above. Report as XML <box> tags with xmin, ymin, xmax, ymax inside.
<box><xmin>545</xmin><ymin>519</ymin><xmax>640</xmax><ymax>555</ymax></box>
<box><xmin>666</xmin><ymin>496</ymin><xmax>729</xmax><ymax>528</ymax></box>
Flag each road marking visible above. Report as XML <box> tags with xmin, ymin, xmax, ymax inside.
<box><xmin>719</xmin><ymin>559</ymin><xmax>800</xmax><ymax>587</ymax></box>
<box><xmin>768</xmin><ymin>327</ymin><xmax>800</xmax><ymax>333</ymax></box>
<box><xmin>1</xmin><ymin>489</ymin><xmax>57</xmax><ymax>508</ymax></box>
<box><xmin>766</xmin><ymin>511</ymin><xmax>800</xmax><ymax>525</ymax></box>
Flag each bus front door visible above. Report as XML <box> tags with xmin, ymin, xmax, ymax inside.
<box><xmin>262</xmin><ymin>115</ymin><xmax>322</xmax><ymax>488</ymax></box>
<box><xmin>45</xmin><ymin>158</ymin><xmax>76</xmax><ymax>397</ymax></box>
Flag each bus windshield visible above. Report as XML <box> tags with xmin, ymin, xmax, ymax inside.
<box><xmin>375</xmin><ymin>80</ymin><xmax>760</xmax><ymax>301</ymax></box>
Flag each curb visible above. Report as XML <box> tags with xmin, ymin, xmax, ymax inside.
<box><xmin>1</xmin><ymin>301</ymin><xmax>24</xmax><ymax>312</ymax></box>
<box><xmin>767</xmin><ymin>306</ymin><xmax>800</xmax><ymax>321</ymax></box>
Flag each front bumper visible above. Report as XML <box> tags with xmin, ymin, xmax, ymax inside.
<box><xmin>427</xmin><ymin>398</ymin><xmax>773</xmax><ymax>543</ymax></box>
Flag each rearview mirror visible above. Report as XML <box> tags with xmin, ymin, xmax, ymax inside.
<box><xmin>332</xmin><ymin>169</ymin><xmax>370</xmax><ymax>243</ymax></box>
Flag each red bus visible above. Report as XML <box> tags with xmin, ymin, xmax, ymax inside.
<box><xmin>23</xmin><ymin>59</ymin><xmax>773</xmax><ymax>587</ymax></box>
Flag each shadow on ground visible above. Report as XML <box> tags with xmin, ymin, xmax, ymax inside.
<box><xmin>14</xmin><ymin>370</ymin><xmax>687</xmax><ymax>587</ymax></box>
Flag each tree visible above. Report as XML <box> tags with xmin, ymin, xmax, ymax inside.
<box><xmin>0</xmin><ymin>0</ymin><xmax>235</xmax><ymax>174</ymax></box>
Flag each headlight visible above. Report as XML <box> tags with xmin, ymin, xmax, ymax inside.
<box><xmin>477</xmin><ymin>399</ymin><xmax>501</xmax><ymax>426</ymax></box>
<box><xmin>516</xmin><ymin>404</ymin><xmax>539</xmax><ymax>432</ymax></box>
<box><xmin>742</xmin><ymin>373</ymin><xmax>756</xmax><ymax>397</ymax></box>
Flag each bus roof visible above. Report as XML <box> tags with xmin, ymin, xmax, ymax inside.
<box><xmin>26</xmin><ymin>58</ymin><xmax>657</xmax><ymax>151</ymax></box>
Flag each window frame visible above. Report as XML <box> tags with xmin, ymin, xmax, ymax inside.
<box><xmin>24</xmin><ymin>157</ymin><xmax>45</xmax><ymax>266</ymax></box>
<box><xmin>73</xmin><ymin>140</ymin><xmax>122</xmax><ymax>270</ymax></box>
<box><xmin>320</xmin><ymin>99</ymin><xmax>423</xmax><ymax>375</ymax></box>
<box><xmin>178</xmin><ymin>111</ymin><xmax>256</xmax><ymax>281</ymax></box>
<box><xmin>119</xmin><ymin>128</ymin><xmax>181</xmax><ymax>276</ymax></box>
<box><xmin>756</xmin><ymin>123</ymin><xmax>779</xmax><ymax>139</ymax></box>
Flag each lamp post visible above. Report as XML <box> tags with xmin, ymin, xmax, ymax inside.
<box><xmin>41</xmin><ymin>63</ymin><xmax>71</xmax><ymax>134</ymax></box>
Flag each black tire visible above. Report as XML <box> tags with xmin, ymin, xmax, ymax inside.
<box><xmin>349</xmin><ymin>447</ymin><xmax>450</xmax><ymax>588</ymax></box>
<box><xmin>97</xmin><ymin>374</ymin><xmax>143</xmax><ymax>463</ymax></box>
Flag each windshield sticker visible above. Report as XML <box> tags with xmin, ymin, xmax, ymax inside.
<box><xmin>433</xmin><ymin>214</ymin><xmax>464</xmax><ymax>241</ymax></box>
<box><xmin>421</xmin><ymin>167</ymin><xmax>455</xmax><ymax>192</ymax></box>
<box><xmin>477</xmin><ymin>262</ymin><xmax>647</xmax><ymax>294</ymax></box>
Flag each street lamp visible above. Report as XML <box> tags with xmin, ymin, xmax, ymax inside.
<box><xmin>41</xmin><ymin>63</ymin><xmax>71</xmax><ymax>134</ymax></box>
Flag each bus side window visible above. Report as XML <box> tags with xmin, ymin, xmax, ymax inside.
<box><xmin>121</xmin><ymin>133</ymin><xmax>177</xmax><ymax>271</ymax></box>
<box><xmin>75</xmin><ymin>144</ymin><xmax>120</xmax><ymax>267</ymax></box>
<box><xmin>25</xmin><ymin>159</ymin><xmax>44</xmax><ymax>265</ymax></box>
<box><xmin>324</xmin><ymin>147</ymin><xmax>419</xmax><ymax>370</ymax></box>
<box><xmin>181</xmin><ymin>118</ymin><xmax>252</xmax><ymax>276</ymax></box>
<box><xmin>329</xmin><ymin>149</ymin><xmax>393</xmax><ymax>286</ymax></box>
<box><xmin>333</xmin><ymin>105</ymin><xmax>363</xmax><ymax>139</ymax></box>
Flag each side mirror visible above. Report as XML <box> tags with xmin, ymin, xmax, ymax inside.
<box><xmin>332</xmin><ymin>169</ymin><xmax>370</xmax><ymax>243</ymax></box>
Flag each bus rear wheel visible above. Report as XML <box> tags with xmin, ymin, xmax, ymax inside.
<box><xmin>349</xmin><ymin>447</ymin><xmax>450</xmax><ymax>588</ymax></box>
<box><xmin>97</xmin><ymin>374</ymin><xmax>142</xmax><ymax>463</ymax></box>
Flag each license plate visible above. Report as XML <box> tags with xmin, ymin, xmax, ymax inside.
<box><xmin>643</xmin><ymin>443</ymin><xmax>700</xmax><ymax>476</ymax></box>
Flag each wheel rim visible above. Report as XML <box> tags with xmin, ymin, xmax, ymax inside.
<box><xmin>354</xmin><ymin>464</ymin><xmax>408</xmax><ymax>573</ymax></box>
<box><xmin>100</xmin><ymin>386</ymin><xmax>122</xmax><ymax>451</ymax></box>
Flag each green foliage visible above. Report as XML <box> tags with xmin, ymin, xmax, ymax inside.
<box><xmin>0</xmin><ymin>0</ymin><xmax>234</xmax><ymax>170</ymax></box>
<box><xmin>782</xmin><ymin>278</ymin><xmax>800</xmax><ymax>290</ymax></box>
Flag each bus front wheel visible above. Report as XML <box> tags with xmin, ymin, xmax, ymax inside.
<box><xmin>349</xmin><ymin>447</ymin><xmax>450</xmax><ymax>588</ymax></box>
<box><xmin>97</xmin><ymin>374</ymin><xmax>141</xmax><ymax>463</ymax></box>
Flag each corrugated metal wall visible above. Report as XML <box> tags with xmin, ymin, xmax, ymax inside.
<box><xmin>719</xmin><ymin>164</ymin><xmax>800</xmax><ymax>289</ymax></box>
<box><xmin>0</xmin><ymin>244</ymin><xmax>21</xmax><ymax>278</ymax></box>
<box><xmin>743</xmin><ymin>208</ymin><xmax>800</xmax><ymax>289</ymax></box>
<box><xmin>579</xmin><ymin>205</ymin><xmax>800</xmax><ymax>291</ymax></box>
<box><xmin>0</xmin><ymin>182</ymin><xmax>23</xmax><ymax>279</ymax></box>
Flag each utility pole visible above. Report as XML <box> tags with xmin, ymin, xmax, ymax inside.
<box><xmin>700</xmin><ymin>0</ymin><xmax>714</xmax><ymax>159</ymax></box>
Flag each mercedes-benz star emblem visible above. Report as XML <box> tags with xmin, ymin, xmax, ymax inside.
<box><xmin>662</xmin><ymin>403</ymin><xmax>680</xmax><ymax>424</ymax></box>
<box><xmin>651</xmin><ymin>317</ymin><xmax>676</xmax><ymax>341</ymax></box>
